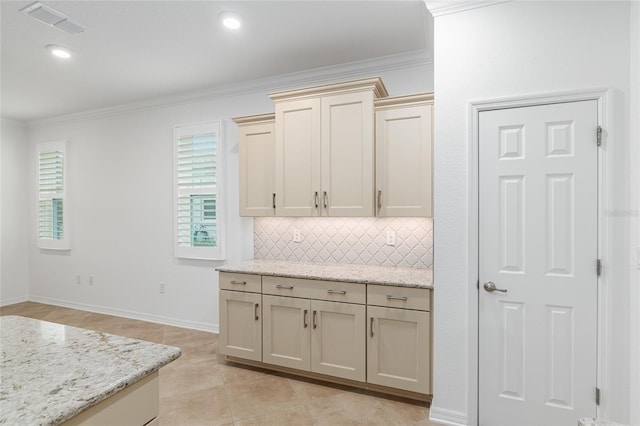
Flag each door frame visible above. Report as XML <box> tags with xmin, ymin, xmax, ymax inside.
<box><xmin>468</xmin><ymin>89</ymin><xmax>611</xmax><ymax>424</ymax></box>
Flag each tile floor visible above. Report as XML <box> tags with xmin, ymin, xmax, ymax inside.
<box><xmin>0</xmin><ymin>302</ymin><xmax>435</xmax><ymax>426</ymax></box>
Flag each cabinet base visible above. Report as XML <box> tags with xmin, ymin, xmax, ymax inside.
<box><xmin>223</xmin><ymin>355</ymin><xmax>432</xmax><ymax>403</ymax></box>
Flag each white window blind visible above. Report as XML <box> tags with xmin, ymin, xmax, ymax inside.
<box><xmin>174</xmin><ymin>121</ymin><xmax>224</xmax><ymax>260</ymax></box>
<box><xmin>37</xmin><ymin>141</ymin><xmax>70</xmax><ymax>250</ymax></box>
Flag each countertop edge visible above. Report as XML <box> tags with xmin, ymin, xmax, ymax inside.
<box><xmin>216</xmin><ymin>260</ymin><xmax>433</xmax><ymax>289</ymax></box>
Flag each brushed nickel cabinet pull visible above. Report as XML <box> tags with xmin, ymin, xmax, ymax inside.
<box><xmin>386</xmin><ymin>295</ymin><xmax>408</xmax><ymax>301</ymax></box>
<box><xmin>327</xmin><ymin>289</ymin><xmax>346</xmax><ymax>295</ymax></box>
<box><xmin>254</xmin><ymin>303</ymin><xmax>259</xmax><ymax>321</ymax></box>
<box><xmin>272</xmin><ymin>193</ymin><xmax>276</xmax><ymax>209</ymax></box>
<box><xmin>314</xmin><ymin>191</ymin><xmax>319</xmax><ymax>209</ymax></box>
<box><xmin>313</xmin><ymin>311</ymin><xmax>318</xmax><ymax>329</ymax></box>
<box><xmin>230</xmin><ymin>280</ymin><xmax>247</xmax><ymax>285</ymax></box>
<box><xmin>370</xmin><ymin>317</ymin><xmax>374</xmax><ymax>337</ymax></box>
<box><xmin>377</xmin><ymin>190</ymin><xmax>382</xmax><ymax>211</ymax></box>
<box><xmin>323</xmin><ymin>191</ymin><xmax>328</xmax><ymax>209</ymax></box>
<box><xmin>303</xmin><ymin>309</ymin><xmax>308</xmax><ymax>328</ymax></box>
<box><xmin>275</xmin><ymin>284</ymin><xmax>294</xmax><ymax>290</ymax></box>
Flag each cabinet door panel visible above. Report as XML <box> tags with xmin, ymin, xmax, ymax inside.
<box><xmin>275</xmin><ymin>98</ymin><xmax>321</xmax><ymax>216</ymax></box>
<box><xmin>311</xmin><ymin>300</ymin><xmax>366</xmax><ymax>382</ymax></box>
<box><xmin>262</xmin><ymin>295</ymin><xmax>311</xmax><ymax>371</ymax></box>
<box><xmin>219</xmin><ymin>291</ymin><xmax>262</xmax><ymax>362</ymax></box>
<box><xmin>239</xmin><ymin>121</ymin><xmax>275</xmax><ymax>216</ymax></box>
<box><xmin>376</xmin><ymin>103</ymin><xmax>432</xmax><ymax>217</ymax></box>
<box><xmin>321</xmin><ymin>92</ymin><xmax>375</xmax><ymax>217</ymax></box>
<box><xmin>367</xmin><ymin>306</ymin><xmax>430</xmax><ymax>394</ymax></box>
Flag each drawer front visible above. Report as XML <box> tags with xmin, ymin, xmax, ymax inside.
<box><xmin>262</xmin><ymin>276</ymin><xmax>365</xmax><ymax>304</ymax></box>
<box><xmin>219</xmin><ymin>272</ymin><xmax>262</xmax><ymax>293</ymax></box>
<box><xmin>367</xmin><ymin>285</ymin><xmax>431</xmax><ymax>311</ymax></box>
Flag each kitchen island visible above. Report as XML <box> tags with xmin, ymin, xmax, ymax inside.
<box><xmin>0</xmin><ymin>315</ymin><xmax>181</xmax><ymax>425</ymax></box>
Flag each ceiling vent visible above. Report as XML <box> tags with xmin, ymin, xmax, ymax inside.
<box><xmin>20</xmin><ymin>2</ymin><xmax>84</xmax><ymax>34</ymax></box>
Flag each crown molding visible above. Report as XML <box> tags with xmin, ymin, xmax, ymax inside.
<box><xmin>425</xmin><ymin>0</ymin><xmax>509</xmax><ymax>18</ymax></box>
<box><xmin>29</xmin><ymin>49</ymin><xmax>432</xmax><ymax>127</ymax></box>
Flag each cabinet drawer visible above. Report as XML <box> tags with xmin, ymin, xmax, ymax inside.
<box><xmin>367</xmin><ymin>285</ymin><xmax>431</xmax><ymax>311</ymax></box>
<box><xmin>219</xmin><ymin>272</ymin><xmax>261</xmax><ymax>293</ymax></box>
<box><xmin>262</xmin><ymin>276</ymin><xmax>365</xmax><ymax>304</ymax></box>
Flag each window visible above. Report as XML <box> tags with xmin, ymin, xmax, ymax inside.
<box><xmin>173</xmin><ymin>121</ymin><xmax>224</xmax><ymax>260</ymax></box>
<box><xmin>37</xmin><ymin>141</ymin><xmax>70</xmax><ymax>250</ymax></box>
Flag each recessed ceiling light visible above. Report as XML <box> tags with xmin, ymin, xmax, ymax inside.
<box><xmin>46</xmin><ymin>45</ymin><xmax>73</xmax><ymax>59</ymax></box>
<box><xmin>219</xmin><ymin>11</ymin><xmax>242</xmax><ymax>30</ymax></box>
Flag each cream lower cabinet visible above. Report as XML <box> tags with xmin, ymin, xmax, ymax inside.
<box><xmin>262</xmin><ymin>295</ymin><xmax>366</xmax><ymax>382</ymax></box>
<box><xmin>366</xmin><ymin>285</ymin><xmax>431</xmax><ymax>394</ymax></box>
<box><xmin>219</xmin><ymin>272</ymin><xmax>263</xmax><ymax>362</ymax></box>
<box><xmin>218</xmin><ymin>272</ymin><xmax>431</xmax><ymax>398</ymax></box>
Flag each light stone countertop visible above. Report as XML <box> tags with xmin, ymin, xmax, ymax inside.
<box><xmin>216</xmin><ymin>259</ymin><xmax>433</xmax><ymax>289</ymax></box>
<box><xmin>0</xmin><ymin>315</ymin><xmax>181</xmax><ymax>426</ymax></box>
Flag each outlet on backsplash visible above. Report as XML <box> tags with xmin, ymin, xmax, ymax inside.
<box><xmin>254</xmin><ymin>217</ymin><xmax>433</xmax><ymax>269</ymax></box>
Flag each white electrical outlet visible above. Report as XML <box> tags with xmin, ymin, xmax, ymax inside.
<box><xmin>89</xmin><ymin>276</ymin><xmax>94</xmax><ymax>286</ymax></box>
<box><xmin>293</xmin><ymin>229</ymin><xmax>302</xmax><ymax>243</ymax></box>
<box><xmin>386</xmin><ymin>231</ymin><xmax>396</xmax><ymax>246</ymax></box>
<box><xmin>160</xmin><ymin>283</ymin><xmax>166</xmax><ymax>294</ymax></box>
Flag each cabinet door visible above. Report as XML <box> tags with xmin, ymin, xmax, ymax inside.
<box><xmin>262</xmin><ymin>295</ymin><xmax>311</xmax><ymax>371</ymax></box>
<box><xmin>376</xmin><ymin>104</ymin><xmax>433</xmax><ymax>217</ymax></box>
<box><xmin>310</xmin><ymin>300</ymin><xmax>366</xmax><ymax>382</ymax></box>
<box><xmin>367</xmin><ymin>306</ymin><xmax>430</xmax><ymax>394</ymax></box>
<box><xmin>239</xmin><ymin>121</ymin><xmax>275</xmax><ymax>216</ymax></box>
<box><xmin>219</xmin><ymin>290</ymin><xmax>262</xmax><ymax>362</ymax></box>
<box><xmin>321</xmin><ymin>92</ymin><xmax>375</xmax><ymax>217</ymax></box>
<box><xmin>275</xmin><ymin>98</ymin><xmax>321</xmax><ymax>216</ymax></box>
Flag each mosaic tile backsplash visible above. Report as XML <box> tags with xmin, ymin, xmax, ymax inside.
<box><xmin>254</xmin><ymin>217</ymin><xmax>433</xmax><ymax>269</ymax></box>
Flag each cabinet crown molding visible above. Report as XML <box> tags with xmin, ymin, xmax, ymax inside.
<box><xmin>268</xmin><ymin>77</ymin><xmax>388</xmax><ymax>102</ymax></box>
<box><xmin>233</xmin><ymin>113</ymin><xmax>275</xmax><ymax>126</ymax></box>
<box><xmin>374</xmin><ymin>93</ymin><xmax>434</xmax><ymax>109</ymax></box>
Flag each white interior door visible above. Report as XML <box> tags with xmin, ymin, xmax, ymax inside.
<box><xmin>479</xmin><ymin>100</ymin><xmax>598</xmax><ymax>425</ymax></box>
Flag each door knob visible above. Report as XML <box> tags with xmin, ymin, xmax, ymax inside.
<box><xmin>483</xmin><ymin>281</ymin><xmax>507</xmax><ymax>293</ymax></box>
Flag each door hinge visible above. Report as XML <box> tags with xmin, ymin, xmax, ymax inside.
<box><xmin>596</xmin><ymin>387</ymin><xmax>601</xmax><ymax>405</ymax></box>
<box><xmin>597</xmin><ymin>259</ymin><xmax>602</xmax><ymax>276</ymax></box>
<box><xmin>597</xmin><ymin>126</ymin><xmax>603</xmax><ymax>147</ymax></box>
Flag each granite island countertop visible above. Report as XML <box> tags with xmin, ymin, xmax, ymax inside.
<box><xmin>0</xmin><ymin>315</ymin><xmax>181</xmax><ymax>426</ymax></box>
<box><xmin>216</xmin><ymin>259</ymin><xmax>433</xmax><ymax>289</ymax></box>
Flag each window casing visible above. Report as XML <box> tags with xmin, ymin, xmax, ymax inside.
<box><xmin>173</xmin><ymin>121</ymin><xmax>224</xmax><ymax>260</ymax></box>
<box><xmin>37</xmin><ymin>141</ymin><xmax>70</xmax><ymax>250</ymax></box>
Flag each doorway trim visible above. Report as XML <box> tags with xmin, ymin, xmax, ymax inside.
<box><xmin>468</xmin><ymin>88</ymin><xmax>611</xmax><ymax>424</ymax></box>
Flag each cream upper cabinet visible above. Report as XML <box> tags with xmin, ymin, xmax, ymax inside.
<box><xmin>273</xmin><ymin>98</ymin><xmax>321</xmax><ymax>216</ymax></box>
<box><xmin>270</xmin><ymin>78</ymin><xmax>387</xmax><ymax>217</ymax></box>
<box><xmin>375</xmin><ymin>94</ymin><xmax>434</xmax><ymax>217</ymax></box>
<box><xmin>235</xmin><ymin>114</ymin><xmax>276</xmax><ymax>217</ymax></box>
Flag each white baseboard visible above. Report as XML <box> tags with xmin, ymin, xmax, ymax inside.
<box><xmin>28</xmin><ymin>295</ymin><xmax>219</xmax><ymax>333</ymax></box>
<box><xmin>0</xmin><ymin>295</ymin><xmax>29</xmax><ymax>307</ymax></box>
<box><xmin>429</xmin><ymin>405</ymin><xmax>469</xmax><ymax>426</ymax></box>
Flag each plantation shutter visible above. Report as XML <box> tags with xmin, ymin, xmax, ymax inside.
<box><xmin>37</xmin><ymin>141</ymin><xmax>70</xmax><ymax>250</ymax></box>
<box><xmin>174</xmin><ymin>122</ymin><xmax>224</xmax><ymax>260</ymax></box>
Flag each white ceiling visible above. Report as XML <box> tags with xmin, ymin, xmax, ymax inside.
<box><xmin>1</xmin><ymin>1</ymin><xmax>432</xmax><ymax>122</ymax></box>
